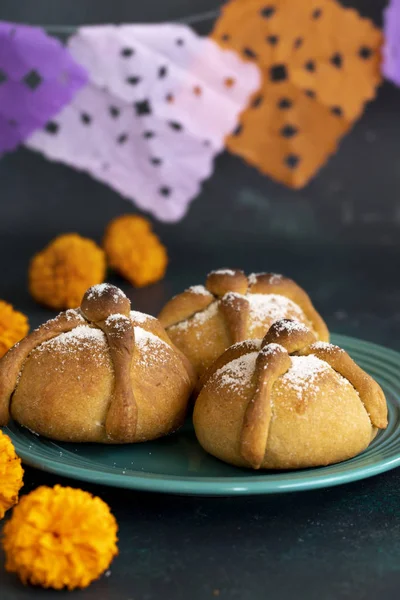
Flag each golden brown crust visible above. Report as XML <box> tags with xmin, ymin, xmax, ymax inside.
<box><xmin>0</xmin><ymin>284</ymin><xmax>194</xmax><ymax>443</ymax></box>
<box><xmin>81</xmin><ymin>285</ymin><xmax>139</xmax><ymax>441</ymax></box>
<box><xmin>195</xmin><ymin>340</ymin><xmax>260</xmax><ymax>396</ymax></box>
<box><xmin>193</xmin><ymin>319</ymin><xmax>387</xmax><ymax>470</ymax></box>
<box><xmin>0</xmin><ymin>309</ymin><xmax>85</xmax><ymax>425</ymax></box>
<box><xmin>81</xmin><ymin>284</ymin><xmax>130</xmax><ymax>322</ymax></box>
<box><xmin>301</xmin><ymin>342</ymin><xmax>388</xmax><ymax>429</ymax></box>
<box><xmin>261</xmin><ymin>319</ymin><xmax>317</xmax><ymax>353</ymax></box>
<box><xmin>248</xmin><ymin>273</ymin><xmax>329</xmax><ymax>342</ymax></box>
<box><xmin>219</xmin><ymin>292</ymin><xmax>249</xmax><ymax>345</ymax></box>
<box><xmin>101</xmin><ymin>315</ymin><xmax>137</xmax><ymax>442</ymax></box>
<box><xmin>131</xmin><ymin>311</ymin><xmax>196</xmax><ymax>388</ymax></box>
<box><xmin>240</xmin><ymin>344</ymin><xmax>291</xmax><ymax>469</ymax></box>
<box><xmin>158</xmin><ymin>286</ymin><xmax>214</xmax><ymax>329</ymax></box>
<box><xmin>206</xmin><ymin>269</ymin><xmax>248</xmax><ymax>297</ymax></box>
<box><xmin>159</xmin><ymin>270</ymin><xmax>329</xmax><ymax>378</ymax></box>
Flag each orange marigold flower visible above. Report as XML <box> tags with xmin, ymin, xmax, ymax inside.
<box><xmin>29</xmin><ymin>234</ymin><xmax>106</xmax><ymax>310</ymax></box>
<box><xmin>0</xmin><ymin>430</ymin><xmax>24</xmax><ymax>519</ymax></box>
<box><xmin>3</xmin><ymin>485</ymin><xmax>118</xmax><ymax>590</ymax></box>
<box><xmin>0</xmin><ymin>301</ymin><xmax>29</xmax><ymax>359</ymax></box>
<box><xmin>104</xmin><ymin>215</ymin><xmax>168</xmax><ymax>287</ymax></box>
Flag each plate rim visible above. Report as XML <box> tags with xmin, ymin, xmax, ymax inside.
<box><xmin>4</xmin><ymin>333</ymin><xmax>400</xmax><ymax>496</ymax></box>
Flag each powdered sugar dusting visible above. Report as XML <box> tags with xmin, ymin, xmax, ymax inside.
<box><xmin>34</xmin><ymin>325</ymin><xmax>108</xmax><ymax>364</ymax></box>
<box><xmin>262</xmin><ymin>342</ymin><xmax>286</xmax><ymax>356</ymax></box>
<box><xmin>135</xmin><ymin>326</ymin><xmax>164</xmax><ymax>346</ymax></box>
<box><xmin>47</xmin><ymin>325</ymin><xmax>105</xmax><ymax>346</ymax></box>
<box><xmin>222</xmin><ymin>291</ymin><xmax>305</xmax><ymax>330</ymax></box>
<box><xmin>171</xmin><ymin>301</ymin><xmax>218</xmax><ymax>334</ymax></box>
<box><xmin>188</xmin><ymin>285</ymin><xmax>210</xmax><ymax>296</ymax></box>
<box><xmin>279</xmin><ymin>355</ymin><xmax>336</xmax><ymax>399</ymax></box>
<box><xmin>230</xmin><ymin>339</ymin><xmax>262</xmax><ymax>352</ymax></box>
<box><xmin>190</xmin><ymin>301</ymin><xmax>218</xmax><ymax>324</ymax></box>
<box><xmin>170</xmin><ymin>292</ymin><xmax>306</xmax><ymax>339</ymax></box>
<box><xmin>312</xmin><ymin>341</ymin><xmax>343</xmax><ymax>353</ymax></box>
<box><xmin>272</xmin><ymin>319</ymin><xmax>309</xmax><ymax>335</ymax></box>
<box><xmin>210</xmin><ymin>269</ymin><xmax>236</xmax><ymax>277</ymax></box>
<box><xmin>134</xmin><ymin>326</ymin><xmax>170</xmax><ymax>367</ymax></box>
<box><xmin>248</xmin><ymin>272</ymin><xmax>283</xmax><ymax>285</ymax></box>
<box><xmin>213</xmin><ymin>352</ymin><xmax>257</xmax><ymax>393</ymax></box>
<box><xmin>223</xmin><ymin>291</ymin><xmax>245</xmax><ymax>303</ymax></box>
<box><xmin>65</xmin><ymin>308</ymin><xmax>84</xmax><ymax>322</ymax></box>
<box><xmin>106</xmin><ymin>313</ymin><xmax>126</xmax><ymax>323</ymax></box>
<box><xmin>247</xmin><ymin>294</ymin><xmax>304</xmax><ymax>333</ymax></box>
<box><xmin>86</xmin><ymin>283</ymin><xmax>127</xmax><ymax>303</ymax></box>
<box><xmin>105</xmin><ymin>314</ymin><xmax>132</xmax><ymax>336</ymax></box>
<box><xmin>130</xmin><ymin>310</ymin><xmax>156</xmax><ymax>324</ymax></box>
<box><xmin>38</xmin><ymin>310</ymin><xmax>84</xmax><ymax>332</ymax></box>
<box><xmin>248</xmin><ymin>272</ymin><xmax>259</xmax><ymax>285</ymax></box>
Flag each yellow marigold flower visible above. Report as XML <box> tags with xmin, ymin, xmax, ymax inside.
<box><xmin>0</xmin><ymin>430</ymin><xmax>24</xmax><ymax>519</ymax></box>
<box><xmin>104</xmin><ymin>215</ymin><xmax>168</xmax><ymax>287</ymax></box>
<box><xmin>29</xmin><ymin>234</ymin><xmax>106</xmax><ymax>310</ymax></box>
<box><xmin>0</xmin><ymin>301</ymin><xmax>29</xmax><ymax>358</ymax></box>
<box><xmin>3</xmin><ymin>485</ymin><xmax>118</xmax><ymax>590</ymax></box>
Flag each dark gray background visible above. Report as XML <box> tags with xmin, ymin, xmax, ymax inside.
<box><xmin>1</xmin><ymin>1</ymin><xmax>400</xmax><ymax>599</ymax></box>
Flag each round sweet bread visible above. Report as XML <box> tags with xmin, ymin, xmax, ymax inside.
<box><xmin>0</xmin><ymin>284</ymin><xmax>194</xmax><ymax>443</ymax></box>
<box><xmin>193</xmin><ymin>319</ymin><xmax>387</xmax><ymax>470</ymax></box>
<box><xmin>159</xmin><ymin>269</ymin><xmax>329</xmax><ymax>377</ymax></box>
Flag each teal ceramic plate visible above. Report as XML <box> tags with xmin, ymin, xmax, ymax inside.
<box><xmin>3</xmin><ymin>334</ymin><xmax>400</xmax><ymax>495</ymax></box>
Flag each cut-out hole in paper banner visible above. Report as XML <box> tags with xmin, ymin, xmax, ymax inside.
<box><xmin>26</xmin><ymin>24</ymin><xmax>260</xmax><ymax>222</ymax></box>
<box><xmin>212</xmin><ymin>0</ymin><xmax>383</xmax><ymax>188</ymax></box>
<box><xmin>0</xmin><ymin>22</ymin><xmax>87</xmax><ymax>155</ymax></box>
